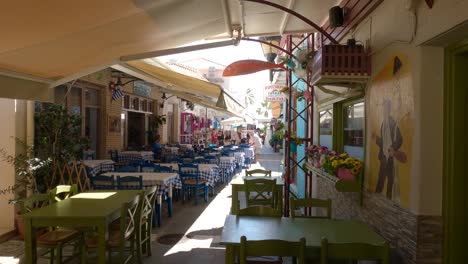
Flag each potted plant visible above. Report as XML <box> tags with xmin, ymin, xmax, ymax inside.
<box><xmin>147</xmin><ymin>114</ymin><xmax>166</xmax><ymax>143</ymax></box>
<box><xmin>0</xmin><ymin>139</ymin><xmax>51</xmax><ymax>239</ymax></box>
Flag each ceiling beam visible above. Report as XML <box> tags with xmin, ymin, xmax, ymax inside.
<box><xmin>279</xmin><ymin>0</ymin><xmax>296</xmax><ymax>35</ymax></box>
<box><xmin>221</xmin><ymin>0</ymin><xmax>233</xmax><ymax>37</ymax></box>
<box><xmin>120</xmin><ymin>39</ymin><xmax>238</xmax><ymax>61</ymax></box>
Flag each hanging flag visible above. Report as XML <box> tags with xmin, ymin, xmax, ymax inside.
<box><xmin>111</xmin><ymin>87</ymin><xmax>124</xmax><ymax>101</ymax></box>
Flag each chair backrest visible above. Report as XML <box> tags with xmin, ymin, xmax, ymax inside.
<box><xmin>109</xmin><ymin>149</ymin><xmax>119</xmax><ymax>162</ymax></box>
<box><xmin>49</xmin><ymin>184</ymin><xmax>78</xmax><ymax>202</ymax></box>
<box><xmin>320</xmin><ymin>238</ymin><xmax>390</xmax><ymax>264</ymax></box>
<box><xmin>244</xmin><ymin>178</ymin><xmax>276</xmax><ymax>207</ymax></box>
<box><xmin>117</xmin><ymin>175</ymin><xmax>143</xmax><ymax>190</ymax></box>
<box><xmin>89</xmin><ymin>175</ymin><xmax>115</xmax><ymax>190</ymax></box>
<box><xmin>245</xmin><ymin>169</ymin><xmax>272</xmax><ymax>177</ymax></box>
<box><xmin>237</xmin><ymin>205</ymin><xmax>282</xmax><ymax>217</ymax></box>
<box><xmin>140</xmin><ymin>186</ymin><xmax>159</xmax><ymax>225</ymax></box>
<box><xmin>141</xmin><ymin>163</ymin><xmax>158</xmax><ymax>172</ymax></box>
<box><xmin>289</xmin><ymin>197</ymin><xmax>332</xmax><ymax>219</ymax></box>
<box><xmin>204</xmin><ymin>155</ymin><xmax>219</xmax><ymax>165</ymax></box>
<box><xmin>116</xmin><ymin>165</ymin><xmax>138</xmax><ymax>172</ymax></box>
<box><xmin>83</xmin><ymin>151</ymin><xmax>96</xmax><ymax>160</ymax></box>
<box><xmin>193</xmin><ymin>158</ymin><xmax>205</xmax><ymax>164</ymax></box>
<box><xmin>19</xmin><ymin>193</ymin><xmax>51</xmax><ymax>214</ymax></box>
<box><xmin>156</xmin><ymin>165</ymin><xmax>173</xmax><ymax>173</ymax></box>
<box><xmin>118</xmin><ymin>194</ymin><xmax>143</xmax><ymax>248</ymax></box>
<box><xmin>178</xmin><ymin>163</ymin><xmax>200</xmax><ymax>184</ymax></box>
<box><xmin>240</xmin><ymin>236</ymin><xmax>306</xmax><ymax>264</ymax></box>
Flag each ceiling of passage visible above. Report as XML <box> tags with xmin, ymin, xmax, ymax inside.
<box><xmin>0</xmin><ymin>0</ymin><xmax>339</xmax><ymax>82</ymax></box>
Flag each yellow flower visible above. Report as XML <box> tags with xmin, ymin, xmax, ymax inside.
<box><xmin>351</xmin><ymin>167</ymin><xmax>360</xmax><ymax>175</ymax></box>
<box><xmin>329</xmin><ymin>156</ymin><xmax>336</xmax><ymax>161</ymax></box>
<box><xmin>344</xmin><ymin>158</ymin><xmax>353</xmax><ymax>164</ymax></box>
<box><xmin>331</xmin><ymin>160</ymin><xmax>338</xmax><ymax>168</ymax></box>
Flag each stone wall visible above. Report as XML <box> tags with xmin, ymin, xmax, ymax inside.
<box><xmin>316</xmin><ymin>176</ymin><xmax>442</xmax><ymax>264</ymax></box>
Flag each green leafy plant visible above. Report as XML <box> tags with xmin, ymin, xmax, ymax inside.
<box><xmin>34</xmin><ymin>103</ymin><xmax>90</xmax><ymax>190</ymax></box>
<box><xmin>147</xmin><ymin>114</ymin><xmax>166</xmax><ymax>143</ymax></box>
<box><xmin>0</xmin><ymin>139</ymin><xmax>51</xmax><ymax>203</ymax></box>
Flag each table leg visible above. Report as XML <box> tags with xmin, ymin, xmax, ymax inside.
<box><xmin>225</xmin><ymin>245</ymin><xmax>235</xmax><ymax>264</ymax></box>
<box><xmin>167</xmin><ymin>183</ymin><xmax>173</xmax><ymax>217</ymax></box>
<box><xmin>231</xmin><ymin>185</ymin><xmax>239</xmax><ymax>214</ymax></box>
<box><xmin>157</xmin><ymin>195</ymin><xmax>162</xmax><ymax>227</ymax></box>
<box><xmin>24</xmin><ymin>217</ymin><xmax>36</xmax><ymax>263</ymax></box>
<box><xmin>278</xmin><ymin>186</ymin><xmax>284</xmax><ymax>216</ymax></box>
<box><xmin>96</xmin><ymin>221</ymin><xmax>107</xmax><ymax>264</ymax></box>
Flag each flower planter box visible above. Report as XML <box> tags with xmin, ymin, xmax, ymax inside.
<box><xmin>337</xmin><ymin>168</ymin><xmax>355</xmax><ymax>180</ymax></box>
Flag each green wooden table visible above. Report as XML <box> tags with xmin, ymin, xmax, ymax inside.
<box><xmin>23</xmin><ymin>190</ymin><xmax>142</xmax><ymax>264</ymax></box>
<box><xmin>230</xmin><ymin>175</ymin><xmax>284</xmax><ymax>215</ymax></box>
<box><xmin>220</xmin><ymin>215</ymin><xmax>387</xmax><ymax>263</ymax></box>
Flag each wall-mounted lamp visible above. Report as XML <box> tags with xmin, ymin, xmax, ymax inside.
<box><xmin>159</xmin><ymin>92</ymin><xmax>177</xmax><ymax>108</ymax></box>
<box><xmin>259</xmin><ymin>36</ymin><xmax>282</xmax><ymax>63</ymax></box>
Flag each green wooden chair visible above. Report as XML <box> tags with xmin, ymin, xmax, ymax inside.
<box><xmin>240</xmin><ymin>235</ymin><xmax>306</xmax><ymax>264</ymax></box>
<box><xmin>136</xmin><ymin>185</ymin><xmax>159</xmax><ymax>261</ymax></box>
<box><xmin>237</xmin><ymin>205</ymin><xmax>282</xmax><ymax>217</ymax></box>
<box><xmin>244</xmin><ymin>178</ymin><xmax>276</xmax><ymax>207</ymax></box>
<box><xmin>320</xmin><ymin>238</ymin><xmax>390</xmax><ymax>264</ymax></box>
<box><xmin>245</xmin><ymin>169</ymin><xmax>272</xmax><ymax>177</ymax></box>
<box><xmin>48</xmin><ymin>184</ymin><xmax>79</xmax><ymax>202</ymax></box>
<box><xmin>289</xmin><ymin>197</ymin><xmax>332</xmax><ymax>219</ymax></box>
<box><xmin>21</xmin><ymin>193</ymin><xmax>83</xmax><ymax>264</ymax></box>
<box><xmin>82</xmin><ymin>193</ymin><xmax>144</xmax><ymax>264</ymax></box>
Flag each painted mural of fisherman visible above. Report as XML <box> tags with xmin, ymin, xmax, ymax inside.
<box><xmin>372</xmin><ymin>99</ymin><xmax>406</xmax><ymax>200</ymax></box>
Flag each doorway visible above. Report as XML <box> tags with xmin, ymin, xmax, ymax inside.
<box><xmin>444</xmin><ymin>38</ymin><xmax>468</xmax><ymax>262</ymax></box>
<box><xmin>127</xmin><ymin>111</ymin><xmax>145</xmax><ymax>149</ymax></box>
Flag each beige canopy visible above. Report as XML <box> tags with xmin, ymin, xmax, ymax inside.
<box><xmin>114</xmin><ymin>61</ymin><xmax>245</xmax><ymax>116</ymax></box>
<box><xmin>0</xmin><ymin>0</ymin><xmax>337</xmax><ymax>100</ymax></box>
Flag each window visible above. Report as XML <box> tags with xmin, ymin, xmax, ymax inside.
<box><xmin>319</xmin><ymin>108</ymin><xmax>333</xmax><ymax>149</ymax></box>
<box><xmin>343</xmin><ymin>101</ymin><xmax>365</xmax><ymax>160</ymax></box>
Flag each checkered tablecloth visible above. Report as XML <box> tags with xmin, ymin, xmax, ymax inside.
<box><xmin>219</xmin><ymin>158</ymin><xmax>235</xmax><ymax>175</ymax></box>
<box><xmin>101</xmin><ymin>172</ymin><xmax>181</xmax><ymax>196</ymax></box>
<box><xmin>244</xmin><ymin>147</ymin><xmax>255</xmax><ymax>159</ymax></box>
<box><xmin>176</xmin><ymin>164</ymin><xmax>220</xmax><ymax>187</ymax></box>
<box><xmin>233</xmin><ymin>152</ymin><xmax>245</xmax><ymax>167</ymax></box>
<box><xmin>83</xmin><ymin>160</ymin><xmax>115</xmax><ymax>176</ymax></box>
<box><xmin>118</xmin><ymin>151</ymin><xmax>154</xmax><ymax>163</ymax></box>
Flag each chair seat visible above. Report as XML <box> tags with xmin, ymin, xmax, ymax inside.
<box><xmin>86</xmin><ymin>230</ymin><xmax>127</xmax><ymax>248</ymax></box>
<box><xmin>184</xmin><ymin>179</ymin><xmax>206</xmax><ymax>185</ymax></box>
<box><xmin>246</xmin><ymin>256</ymin><xmax>282</xmax><ymax>264</ymax></box>
<box><xmin>37</xmin><ymin>229</ymin><xmax>80</xmax><ymax>245</ymax></box>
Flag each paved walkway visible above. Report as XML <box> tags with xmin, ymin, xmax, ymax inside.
<box><xmin>0</xmin><ymin>147</ymin><xmax>283</xmax><ymax>264</ymax></box>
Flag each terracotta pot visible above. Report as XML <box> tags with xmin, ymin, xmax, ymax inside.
<box><xmin>15</xmin><ymin>212</ymin><xmax>25</xmax><ymax>240</ymax></box>
<box><xmin>337</xmin><ymin>168</ymin><xmax>354</xmax><ymax>180</ymax></box>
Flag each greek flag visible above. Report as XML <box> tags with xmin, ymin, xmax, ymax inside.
<box><xmin>111</xmin><ymin>87</ymin><xmax>124</xmax><ymax>101</ymax></box>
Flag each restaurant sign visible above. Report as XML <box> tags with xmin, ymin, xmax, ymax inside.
<box><xmin>134</xmin><ymin>81</ymin><xmax>152</xmax><ymax>97</ymax></box>
<box><xmin>263</xmin><ymin>84</ymin><xmax>286</xmax><ymax>102</ymax></box>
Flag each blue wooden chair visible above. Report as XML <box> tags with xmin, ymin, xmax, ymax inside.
<box><xmin>193</xmin><ymin>158</ymin><xmax>205</xmax><ymax>164</ymax></box>
<box><xmin>155</xmin><ymin>165</ymin><xmax>173</xmax><ymax>173</ymax></box>
<box><xmin>116</xmin><ymin>175</ymin><xmax>143</xmax><ymax>190</ymax></box>
<box><xmin>116</xmin><ymin>165</ymin><xmax>138</xmax><ymax>172</ymax></box>
<box><xmin>89</xmin><ymin>175</ymin><xmax>115</xmax><ymax>190</ymax></box>
<box><xmin>83</xmin><ymin>151</ymin><xmax>96</xmax><ymax>160</ymax></box>
<box><xmin>178</xmin><ymin>163</ymin><xmax>207</xmax><ymax>205</ymax></box>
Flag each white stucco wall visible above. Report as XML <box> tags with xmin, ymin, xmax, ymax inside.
<box><xmin>314</xmin><ymin>0</ymin><xmax>465</xmax><ymax>215</ymax></box>
<box><xmin>0</xmin><ymin>99</ymin><xmax>34</xmax><ymax>235</ymax></box>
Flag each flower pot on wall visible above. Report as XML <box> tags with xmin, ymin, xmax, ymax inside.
<box><xmin>337</xmin><ymin>168</ymin><xmax>354</xmax><ymax>180</ymax></box>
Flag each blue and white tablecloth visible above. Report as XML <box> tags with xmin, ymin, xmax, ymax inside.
<box><xmin>244</xmin><ymin>147</ymin><xmax>255</xmax><ymax>159</ymax></box>
<box><xmin>118</xmin><ymin>151</ymin><xmax>154</xmax><ymax>163</ymax></box>
<box><xmin>233</xmin><ymin>152</ymin><xmax>245</xmax><ymax>167</ymax></box>
<box><xmin>83</xmin><ymin>160</ymin><xmax>115</xmax><ymax>176</ymax></box>
<box><xmin>167</xmin><ymin>163</ymin><xmax>220</xmax><ymax>187</ymax></box>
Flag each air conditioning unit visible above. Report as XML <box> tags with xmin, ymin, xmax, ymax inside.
<box><xmin>310</xmin><ymin>44</ymin><xmax>371</xmax><ymax>86</ymax></box>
